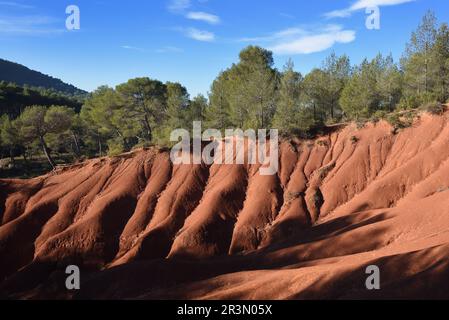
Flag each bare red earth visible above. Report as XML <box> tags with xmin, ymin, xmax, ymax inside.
<box><xmin>1</xmin><ymin>111</ymin><xmax>449</xmax><ymax>299</ymax></box>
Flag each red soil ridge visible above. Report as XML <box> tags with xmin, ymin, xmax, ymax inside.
<box><xmin>1</xmin><ymin>111</ymin><xmax>449</xmax><ymax>299</ymax></box>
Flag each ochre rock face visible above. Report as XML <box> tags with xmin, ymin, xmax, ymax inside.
<box><xmin>1</xmin><ymin>113</ymin><xmax>449</xmax><ymax>299</ymax></box>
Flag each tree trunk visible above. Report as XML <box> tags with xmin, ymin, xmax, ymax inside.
<box><xmin>39</xmin><ymin>135</ymin><xmax>56</xmax><ymax>169</ymax></box>
<box><xmin>143</xmin><ymin>115</ymin><xmax>152</xmax><ymax>142</ymax></box>
<box><xmin>220</xmin><ymin>94</ymin><xmax>224</xmax><ymax>131</ymax></box>
<box><xmin>72</xmin><ymin>131</ymin><xmax>81</xmax><ymax>157</ymax></box>
<box><xmin>425</xmin><ymin>59</ymin><xmax>428</xmax><ymax>94</ymax></box>
<box><xmin>331</xmin><ymin>98</ymin><xmax>334</xmax><ymax>120</ymax></box>
<box><xmin>425</xmin><ymin>42</ymin><xmax>429</xmax><ymax>95</ymax></box>
<box><xmin>98</xmin><ymin>137</ymin><xmax>102</xmax><ymax>157</ymax></box>
<box><xmin>9</xmin><ymin>147</ymin><xmax>15</xmax><ymax>166</ymax></box>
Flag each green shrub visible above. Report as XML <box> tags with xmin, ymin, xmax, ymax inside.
<box><xmin>286</xmin><ymin>191</ymin><xmax>303</xmax><ymax>202</ymax></box>
<box><xmin>131</xmin><ymin>141</ymin><xmax>153</xmax><ymax>151</ymax></box>
<box><xmin>317</xmin><ymin>162</ymin><xmax>336</xmax><ymax>180</ymax></box>
<box><xmin>316</xmin><ymin>139</ymin><xmax>328</xmax><ymax>147</ymax></box>
<box><xmin>107</xmin><ymin>138</ymin><xmax>125</xmax><ymax>156</ymax></box>
<box><xmin>386</xmin><ymin>113</ymin><xmax>402</xmax><ymax>129</ymax></box>
<box><xmin>397</xmin><ymin>96</ymin><xmax>420</xmax><ymax>111</ymax></box>
<box><xmin>350</xmin><ymin>135</ymin><xmax>359</xmax><ymax>144</ymax></box>
<box><xmin>397</xmin><ymin>93</ymin><xmax>439</xmax><ymax>111</ymax></box>
<box><xmin>386</xmin><ymin>113</ymin><xmax>414</xmax><ymax>132</ymax></box>
<box><xmin>420</xmin><ymin>101</ymin><xmax>445</xmax><ymax>115</ymax></box>
<box><xmin>371</xmin><ymin>110</ymin><xmax>388</xmax><ymax>123</ymax></box>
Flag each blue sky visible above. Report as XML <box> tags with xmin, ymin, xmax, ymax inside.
<box><xmin>0</xmin><ymin>0</ymin><xmax>448</xmax><ymax>97</ymax></box>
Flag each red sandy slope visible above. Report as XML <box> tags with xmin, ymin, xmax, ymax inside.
<box><xmin>1</xmin><ymin>112</ymin><xmax>449</xmax><ymax>299</ymax></box>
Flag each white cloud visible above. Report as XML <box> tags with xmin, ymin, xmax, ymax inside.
<box><xmin>186</xmin><ymin>27</ymin><xmax>215</xmax><ymax>41</ymax></box>
<box><xmin>186</xmin><ymin>11</ymin><xmax>220</xmax><ymax>24</ymax></box>
<box><xmin>325</xmin><ymin>10</ymin><xmax>352</xmax><ymax>18</ymax></box>
<box><xmin>0</xmin><ymin>1</ymin><xmax>34</xmax><ymax>9</ymax></box>
<box><xmin>156</xmin><ymin>46</ymin><xmax>184</xmax><ymax>53</ymax></box>
<box><xmin>242</xmin><ymin>25</ymin><xmax>355</xmax><ymax>55</ymax></box>
<box><xmin>121</xmin><ymin>45</ymin><xmax>184</xmax><ymax>53</ymax></box>
<box><xmin>270</xmin><ymin>29</ymin><xmax>355</xmax><ymax>55</ymax></box>
<box><xmin>239</xmin><ymin>28</ymin><xmax>306</xmax><ymax>43</ymax></box>
<box><xmin>0</xmin><ymin>15</ymin><xmax>64</xmax><ymax>35</ymax></box>
<box><xmin>279</xmin><ymin>13</ymin><xmax>295</xmax><ymax>19</ymax></box>
<box><xmin>274</xmin><ymin>28</ymin><xmax>307</xmax><ymax>39</ymax></box>
<box><xmin>168</xmin><ymin>0</ymin><xmax>191</xmax><ymax>13</ymax></box>
<box><xmin>325</xmin><ymin>0</ymin><xmax>415</xmax><ymax>18</ymax></box>
<box><xmin>121</xmin><ymin>45</ymin><xmax>146</xmax><ymax>52</ymax></box>
<box><xmin>168</xmin><ymin>1</ymin><xmax>223</xmax><ymax>26</ymax></box>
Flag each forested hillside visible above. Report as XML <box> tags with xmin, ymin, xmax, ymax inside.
<box><xmin>0</xmin><ymin>82</ymin><xmax>84</xmax><ymax>118</ymax></box>
<box><xmin>0</xmin><ymin>58</ymin><xmax>86</xmax><ymax>96</ymax></box>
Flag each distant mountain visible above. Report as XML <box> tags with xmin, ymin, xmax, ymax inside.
<box><xmin>0</xmin><ymin>58</ymin><xmax>87</xmax><ymax>96</ymax></box>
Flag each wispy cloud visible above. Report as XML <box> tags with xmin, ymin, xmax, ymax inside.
<box><xmin>186</xmin><ymin>11</ymin><xmax>220</xmax><ymax>24</ymax></box>
<box><xmin>0</xmin><ymin>1</ymin><xmax>34</xmax><ymax>9</ymax></box>
<box><xmin>156</xmin><ymin>46</ymin><xmax>184</xmax><ymax>53</ymax></box>
<box><xmin>325</xmin><ymin>0</ymin><xmax>415</xmax><ymax>18</ymax></box>
<box><xmin>0</xmin><ymin>15</ymin><xmax>64</xmax><ymax>35</ymax></box>
<box><xmin>185</xmin><ymin>27</ymin><xmax>215</xmax><ymax>41</ymax></box>
<box><xmin>121</xmin><ymin>45</ymin><xmax>184</xmax><ymax>54</ymax></box>
<box><xmin>242</xmin><ymin>25</ymin><xmax>355</xmax><ymax>55</ymax></box>
<box><xmin>279</xmin><ymin>13</ymin><xmax>295</xmax><ymax>19</ymax></box>
<box><xmin>168</xmin><ymin>0</ymin><xmax>191</xmax><ymax>13</ymax></box>
<box><xmin>121</xmin><ymin>45</ymin><xmax>146</xmax><ymax>52</ymax></box>
<box><xmin>239</xmin><ymin>28</ymin><xmax>306</xmax><ymax>43</ymax></box>
<box><xmin>168</xmin><ymin>0</ymin><xmax>222</xmax><ymax>29</ymax></box>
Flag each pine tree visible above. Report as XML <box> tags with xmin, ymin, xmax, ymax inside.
<box><xmin>302</xmin><ymin>69</ymin><xmax>329</xmax><ymax>124</ymax></box>
<box><xmin>402</xmin><ymin>11</ymin><xmax>438</xmax><ymax>102</ymax></box>
<box><xmin>236</xmin><ymin>46</ymin><xmax>278</xmax><ymax>129</ymax></box>
<box><xmin>341</xmin><ymin>54</ymin><xmax>403</xmax><ymax>118</ymax></box>
<box><xmin>189</xmin><ymin>94</ymin><xmax>208</xmax><ymax>123</ymax></box>
<box><xmin>165</xmin><ymin>82</ymin><xmax>190</xmax><ymax>131</ymax></box>
<box><xmin>272</xmin><ymin>59</ymin><xmax>303</xmax><ymax>134</ymax></box>
<box><xmin>375</xmin><ymin>54</ymin><xmax>403</xmax><ymax>111</ymax></box>
<box><xmin>19</xmin><ymin>105</ymin><xmax>74</xmax><ymax>168</ymax></box>
<box><xmin>322</xmin><ymin>53</ymin><xmax>351</xmax><ymax>120</ymax></box>
<box><xmin>0</xmin><ymin>115</ymin><xmax>21</xmax><ymax>164</ymax></box>
<box><xmin>116</xmin><ymin>77</ymin><xmax>167</xmax><ymax>142</ymax></box>
<box><xmin>206</xmin><ymin>72</ymin><xmax>232</xmax><ymax>131</ymax></box>
<box><xmin>431</xmin><ymin>23</ymin><xmax>449</xmax><ymax>102</ymax></box>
